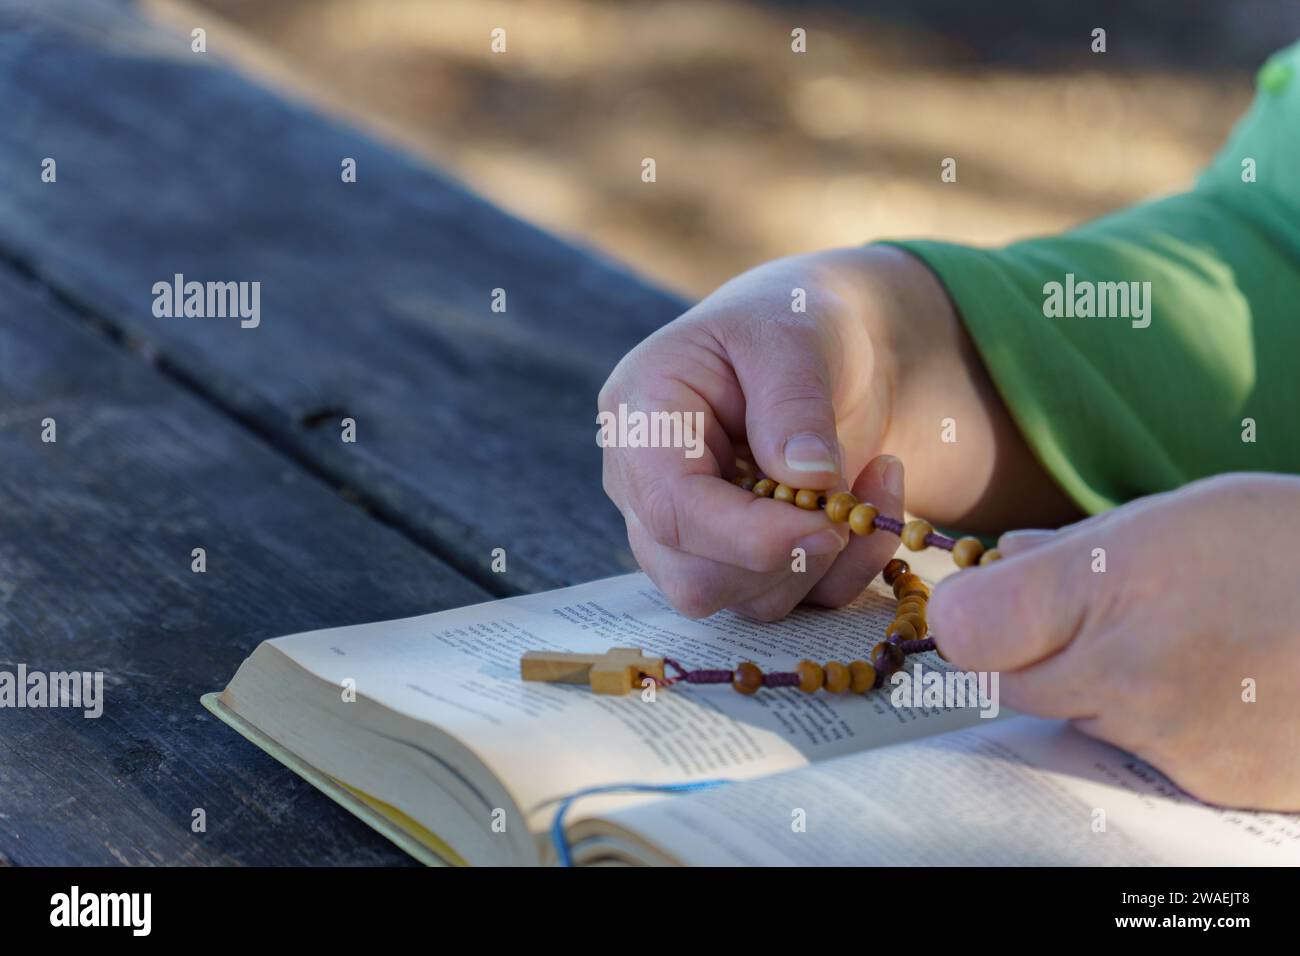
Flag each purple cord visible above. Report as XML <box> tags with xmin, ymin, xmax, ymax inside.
<box><xmin>677</xmin><ymin>669</ymin><xmax>805</xmax><ymax>687</ymax></box>
<box><xmin>762</xmin><ymin>671</ymin><xmax>801</xmax><ymax>687</ymax></box>
<box><xmin>682</xmin><ymin>669</ymin><xmax>734</xmax><ymax>684</ymax></box>
<box><xmin>898</xmin><ymin>638</ymin><xmax>937</xmax><ymax>655</ymax></box>
<box><xmin>923</xmin><ymin>531</ymin><xmax>957</xmax><ymax>550</ymax></box>
<box><xmin>872</xmin><ymin>514</ymin><xmax>904</xmax><ymax>535</ymax></box>
<box><xmin>875</xmin><ymin>513</ymin><xmax>955</xmax><ymax>550</ymax></box>
<box><xmin>664</xmin><ymin>659</ymin><xmax>803</xmax><ymax>688</ymax></box>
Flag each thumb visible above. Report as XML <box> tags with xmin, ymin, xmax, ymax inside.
<box><xmin>806</xmin><ymin>454</ymin><xmax>906</xmax><ymax>607</ymax></box>
<box><xmin>996</xmin><ymin>528</ymin><xmax>1056</xmax><ymax>557</ymax></box>
<box><xmin>928</xmin><ymin>531</ymin><xmax>1099</xmax><ymax>673</ymax></box>
<box><xmin>731</xmin><ymin>328</ymin><xmax>841</xmax><ymax>488</ymax></box>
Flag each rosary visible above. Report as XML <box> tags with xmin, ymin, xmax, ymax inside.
<box><xmin>520</xmin><ymin>472</ymin><xmax>1001</xmax><ymax>697</ymax></box>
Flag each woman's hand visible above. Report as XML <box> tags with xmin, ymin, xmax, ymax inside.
<box><xmin>929</xmin><ymin>472</ymin><xmax>1300</xmax><ymax>811</ymax></box>
<box><xmin>599</xmin><ymin>244</ymin><xmax>1075</xmax><ymax>620</ymax></box>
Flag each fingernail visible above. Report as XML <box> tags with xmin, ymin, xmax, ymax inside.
<box><xmin>880</xmin><ymin>455</ymin><xmax>904</xmax><ymax>498</ymax></box>
<box><xmin>925</xmin><ymin>587</ymin><xmax>963</xmax><ymax>652</ymax></box>
<box><xmin>795</xmin><ymin>528</ymin><xmax>847</xmax><ymax>557</ymax></box>
<box><xmin>784</xmin><ymin>433</ymin><xmax>837</xmax><ymax>473</ymax></box>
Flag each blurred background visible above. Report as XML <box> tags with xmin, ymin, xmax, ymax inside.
<box><xmin>183</xmin><ymin>0</ymin><xmax>1300</xmax><ymax>298</ymax></box>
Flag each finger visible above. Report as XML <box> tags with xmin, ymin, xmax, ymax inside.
<box><xmin>629</xmin><ymin>469</ymin><xmax>849</xmax><ymax>572</ymax></box>
<box><xmin>730</xmin><ymin>552</ymin><xmax>838</xmax><ymax>622</ymax></box>
<box><xmin>625</xmin><ymin>512</ymin><xmax>785</xmax><ymax>618</ymax></box>
<box><xmin>805</xmin><ymin>454</ymin><xmax>907</xmax><ymax>607</ymax></box>
<box><xmin>1002</xmin><ymin>501</ymin><xmax>1137</xmax><ymax>549</ymax></box>
<box><xmin>726</xmin><ymin>323</ymin><xmax>843</xmax><ymax>489</ymax></box>
<box><xmin>630</xmin><ymin>503</ymin><xmax>843</xmax><ymax>623</ymax></box>
<box><xmin>996</xmin><ymin>529</ymin><xmax>1056</xmax><ymax>557</ymax></box>
<box><xmin>993</xmin><ymin>651</ymin><xmax>1103</xmax><ymax>721</ymax></box>
<box><xmin>600</xmin><ymin>378</ymin><xmax>734</xmax><ymax>517</ymax></box>
<box><xmin>598</xmin><ymin>383</ymin><xmax>786</xmax><ymax>555</ymax></box>
<box><xmin>996</xmin><ymin>502</ymin><xmax>1131</xmax><ymax>557</ymax></box>
<box><xmin>604</xmin><ymin>367</ymin><xmax>848</xmax><ymax>571</ymax></box>
<box><xmin>604</xmin><ymin>424</ymin><xmax>731</xmax><ymax>518</ymax></box>
<box><xmin>927</xmin><ymin>530</ymin><xmax>1100</xmax><ymax>672</ymax></box>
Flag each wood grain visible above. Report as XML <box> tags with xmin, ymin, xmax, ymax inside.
<box><xmin>0</xmin><ymin>0</ymin><xmax>690</xmax><ymax>594</ymax></box>
<box><xmin>0</xmin><ymin>265</ymin><xmax>490</xmax><ymax>865</ymax></box>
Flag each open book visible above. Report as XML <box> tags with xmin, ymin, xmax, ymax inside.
<box><xmin>205</xmin><ymin>564</ymin><xmax>1300</xmax><ymax>866</ymax></box>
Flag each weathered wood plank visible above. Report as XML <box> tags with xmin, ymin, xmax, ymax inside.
<box><xmin>0</xmin><ymin>0</ymin><xmax>689</xmax><ymax>594</ymax></box>
<box><xmin>0</xmin><ymin>264</ymin><xmax>491</xmax><ymax>865</ymax></box>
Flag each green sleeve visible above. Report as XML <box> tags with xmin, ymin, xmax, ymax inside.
<box><xmin>886</xmin><ymin>42</ymin><xmax>1300</xmax><ymax>515</ymax></box>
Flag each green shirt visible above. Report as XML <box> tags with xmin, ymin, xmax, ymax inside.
<box><xmin>889</xmin><ymin>42</ymin><xmax>1300</xmax><ymax>515</ymax></box>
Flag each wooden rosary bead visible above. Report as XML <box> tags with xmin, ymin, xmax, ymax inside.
<box><xmin>848</xmin><ymin>502</ymin><xmax>879</xmax><ymax>536</ymax></box>
<box><xmin>823</xmin><ymin>661</ymin><xmax>851</xmax><ymax>693</ymax></box>
<box><xmin>824</xmin><ymin>492</ymin><xmax>858</xmax><ymax>523</ymax></box>
<box><xmin>794</xmin><ymin>488</ymin><xmax>822</xmax><ymax>510</ymax></box>
<box><xmin>548</xmin><ymin>468</ymin><xmax>1029</xmax><ymax>699</ymax></box>
<box><xmin>797</xmin><ymin>659</ymin><xmax>825</xmax><ymax>693</ymax></box>
<box><xmin>732</xmin><ymin>662</ymin><xmax>763</xmax><ymax>695</ymax></box>
<box><xmin>901</xmin><ymin>518</ymin><xmax>933</xmax><ymax>551</ymax></box>
<box><xmin>952</xmin><ymin>536</ymin><xmax>984</xmax><ymax>568</ymax></box>
<box><xmin>896</xmin><ymin>611</ymin><xmax>927</xmax><ymax>638</ymax></box>
<box><xmin>871</xmin><ymin>641</ymin><xmax>905</xmax><ymax>672</ymax></box>
<box><xmin>881</xmin><ymin>558</ymin><xmax>910</xmax><ymax>585</ymax></box>
<box><xmin>849</xmin><ymin>660</ymin><xmax>877</xmax><ymax>693</ymax></box>
<box><xmin>886</xmin><ymin>619</ymin><xmax>918</xmax><ymax>642</ymax></box>
<box><xmin>892</xmin><ymin>572</ymin><xmax>929</xmax><ymax>600</ymax></box>
<box><xmin>900</xmin><ymin>580</ymin><xmax>931</xmax><ymax>601</ymax></box>
<box><xmin>897</xmin><ymin>605</ymin><xmax>926</xmax><ymax>623</ymax></box>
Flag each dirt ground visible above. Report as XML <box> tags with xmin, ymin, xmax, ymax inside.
<box><xmin>177</xmin><ymin>0</ymin><xmax>1294</xmax><ymax>298</ymax></box>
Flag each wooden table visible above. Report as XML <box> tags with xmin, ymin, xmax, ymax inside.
<box><xmin>0</xmin><ymin>0</ymin><xmax>685</xmax><ymax>864</ymax></box>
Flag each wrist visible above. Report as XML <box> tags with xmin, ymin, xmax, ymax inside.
<box><xmin>826</xmin><ymin>243</ymin><xmax>1082</xmax><ymax>530</ymax></box>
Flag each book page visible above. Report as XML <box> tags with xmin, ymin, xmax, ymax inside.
<box><xmin>264</xmin><ymin>571</ymin><xmax>997</xmax><ymax>827</ymax></box>
<box><xmin>587</xmin><ymin>717</ymin><xmax>1300</xmax><ymax>865</ymax></box>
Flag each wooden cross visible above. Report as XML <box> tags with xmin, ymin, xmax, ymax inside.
<box><xmin>520</xmin><ymin>647</ymin><xmax>666</xmax><ymax>695</ymax></box>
